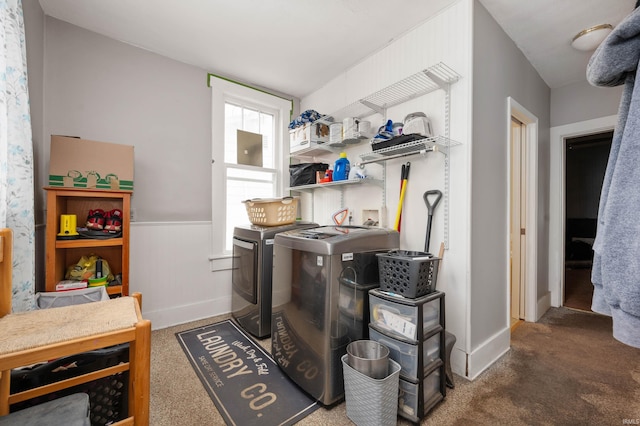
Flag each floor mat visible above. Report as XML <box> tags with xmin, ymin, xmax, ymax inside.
<box><xmin>175</xmin><ymin>319</ymin><xmax>319</xmax><ymax>426</ymax></box>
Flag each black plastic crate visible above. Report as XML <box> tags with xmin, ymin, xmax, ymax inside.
<box><xmin>376</xmin><ymin>250</ymin><xmax>440</xmax><ymax>298</ymax></box>
<box><xmin>10</xmin><ymin>344</ymin><xmax>129</xmax><ymax>426</ymax></box>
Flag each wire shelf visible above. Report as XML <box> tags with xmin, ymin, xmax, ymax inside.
<box><xmin>317</xmin><ymin>62</ymin><xmax>461</xmax><ymax>124</ymax></box>
<box><xmin>359</xmin><ymin>135</ymin><xmax>461</xmax><ymax>164</ymax></box>
<box><xmin>287</xmin><ymin>177</ymin><xmax>383</xmax><ymax>192</ymax></box>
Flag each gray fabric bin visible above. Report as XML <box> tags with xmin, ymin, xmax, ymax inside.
<box><xmin>0</xmin><ymin>393</ymin><xmax>90</xmax><ymax>426</ymax></box>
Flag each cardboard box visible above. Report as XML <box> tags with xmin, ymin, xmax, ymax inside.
<box><xmin>48</xmin><ymin>136</ymin><xmax>134</xmax><ymax>191</ymax></box>
<box><xmin>289</xmin><ymin>122</ymin><xmax>330</xmax><ymax>153</ymax></box>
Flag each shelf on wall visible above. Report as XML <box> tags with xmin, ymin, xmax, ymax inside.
<box><xmin>359</xmin><ymin>135</ymin><xmax>461</xmax><ymax>164</ymax></box>
<box><xmin>289</xmin><ymin>142</ymin><xmax>334</xmax><ymax>159</ymax></box>
<box><xmin>316</xmin><ymin>62</ymin><xmax>461</xmax><ymax>124</ymax></box>
<box><xmin>290</xmin><ymin>61</ymin><xmax>461</xmax><ymax>248</ymax></box>
<box><xmin>287</xmin><ymin>177</ymin><xmax>383</xmax><ymax>192</ymax></box>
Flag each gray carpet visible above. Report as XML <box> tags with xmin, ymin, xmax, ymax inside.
<box><xmin>150</xmin><ymin>307</ymin><xmax>640</xmax><ymax>425</ymax></box>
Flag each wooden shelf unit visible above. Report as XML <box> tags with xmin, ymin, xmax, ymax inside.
<box><xmin>45</xmin><ymin>187</ymin><xmax>131</xmax><ymax>296</ymax></box>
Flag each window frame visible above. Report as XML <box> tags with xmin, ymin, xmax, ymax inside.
<box><xmin>209</xmin><ymin>75</ymin><xmax>292</xmax><ymax>266</ymax></box>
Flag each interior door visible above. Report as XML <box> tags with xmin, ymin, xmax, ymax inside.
<box><xmin>510</xmin><ymin>117</ymin><xmax>526</xmax><ymax>322</ymax></box>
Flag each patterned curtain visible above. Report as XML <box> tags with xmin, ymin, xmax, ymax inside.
<box><xmin>0</xmin><ymin>0</ymin><xmax>35</xmax><ymax>312</ymax></box>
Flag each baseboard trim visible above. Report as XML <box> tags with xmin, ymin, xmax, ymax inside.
<box><xmin>466</xmin><ymin>326</ymin><xmax>510</xmax><ymax>380</ymax></box>
<box><xmin>450</xmin><ymin>345</ymin><xmax>467</xmax><ymax>379</ymax></box>
<box><xmin>145</xmin><ymin>297</ymin><xmax>231</xmax><ymax>330</ymax></box>
<box><xmin>536</xmin><ymin>291</ymin><xmax>552</xmax><ymax>321</ymax></box>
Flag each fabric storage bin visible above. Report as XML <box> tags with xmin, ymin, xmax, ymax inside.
<box><xmin>369</xmin><ymin>325</ymin><xmax>442</xmax><ymax>381</ymax></box>
<box><xmin>377</xmin><ymin>250</ymin><xmax>440</xmax><ymax>298</ymax></box>
<box><xmin>397</xmin><ymin>365</ymin><xmax>445</xmax><ymax>423</ymax></box>
<box><xmin>0</xmin><ymin>393</ymin><xmax>91</xmax><ymax>426</ymax></box>
<box><xmin>369</xmin><ymin>289</ymin><xmax>443</xmax><ymax>342</ymax></box>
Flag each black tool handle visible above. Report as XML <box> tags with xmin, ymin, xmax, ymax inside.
<box><xmin>423</xmin><ymin>190</ymin><xmax>443</xmax><ymax>252</ymax></box>
<box><xmin>425</xmin><ymin>216</ymin><xmax>433</xmax><ymax>253</ymax></box>
<box><xmin>423</xmin><ymin>190</ymin><xmax>442</xmax><ymax>214</ymax></box>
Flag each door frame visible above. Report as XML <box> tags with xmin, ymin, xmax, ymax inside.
<box><xmin>549</xmin><ymin>115</ymin><xmax>617</xmax><ymax>307</ymax></box>
<box><xmin>510</xmin><ymin>116</ymin><xmax>525</xmax><ymax>321</ymax></box>
<box><xmin>507</xmin><ymin>97</ymin><xmax>538</xmax><ymax>323</ymax></box>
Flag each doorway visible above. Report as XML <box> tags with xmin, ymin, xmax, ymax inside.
<box><xmin>507</xmin><ymin>97</ymin><xmax>539</xmax><ymax>326</ymax></box>
<box><xmin>563</xmin><ymin>131</ymin><xmax>612</xmax><ymax>311</ymax></box>
<box><xmin>510</xmin><ymin>117</ymin><xmax>526</xmax><ymax>327</ymax></box>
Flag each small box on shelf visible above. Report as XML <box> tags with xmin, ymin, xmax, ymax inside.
<box><xmin>289</xmin><ymin>122</ymin><xmax>330</xmax><ymax>153</ymax></box>
<box><xmin>48</xmin><ymin>135</ymin><xmax>134</xmax><ymax>191</ymax></box>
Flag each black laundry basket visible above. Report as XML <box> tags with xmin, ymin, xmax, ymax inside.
<box><xmin>10</xmin><ymin>343</ymin><xmax>130</xmax><ymax>426</ymax></box>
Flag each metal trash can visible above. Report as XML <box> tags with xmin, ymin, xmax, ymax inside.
<box><xmin>342</xmin><ymin>354</ymin><xmax>401</xmax><ymax>426</ymax></box>
<box><xmin>347</xmin><ymin>340</ymin><xmax>390</xmax><ymax>379</ymax></box>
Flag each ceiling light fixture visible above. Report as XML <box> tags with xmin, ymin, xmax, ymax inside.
<box><xmin>571</xmin><ymin>24</ymin><xmax>613</xmax><ymax>51</ymax></box>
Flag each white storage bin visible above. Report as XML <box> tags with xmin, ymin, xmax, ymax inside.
<box><xmin>369</xmin><ymin>289</ymin><xmax>442</xmax><ymax>342</ymax></box>
<box><xmin>369</xmin><ymin>326</ymin><xmax>441</xmax><ymax>381</ymax></box>
<box><xmin>36</xmin><ymin>286</ymin><xmax>109</xmax><ymax>309</ymax></box>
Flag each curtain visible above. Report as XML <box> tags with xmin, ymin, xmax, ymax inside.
<box><xmin>0</xmin><ymin>0</ymin><xmax>35</xmax><ymax>312</ymax></box>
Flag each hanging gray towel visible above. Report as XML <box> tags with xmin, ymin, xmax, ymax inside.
<box><xmin>586</xmin><ymin>7</ymin><xmax>640</xmax><ymax>348</ymax></box>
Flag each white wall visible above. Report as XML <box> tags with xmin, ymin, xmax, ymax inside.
<box><xmin>470</xmin><ymin>1</ymin><xmax>551</xmax><ymax>377</ymax></box>
<box><xmin>299</xmin><ymin>0</ymin><xmax>474</xmax><ymax>379</ymax></box>
<box><xmin>130</xmin><ymin>222</ymin><xmax>230</xmax><ymax>330</ymax></box>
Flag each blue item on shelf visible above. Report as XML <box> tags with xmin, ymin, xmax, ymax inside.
<box><xmin>334</xmin><ymin>152</ymin><xmax>350</xmax><ymax>181</ymax></box>
<box><xmin>288</xmin><ymin>109</ymin><xmax>323</xmax><ymax>130</ymax></box>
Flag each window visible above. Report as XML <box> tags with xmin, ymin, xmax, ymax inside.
<box><xmin>224</xmin><ymin>102</ymin><xmax>277</xmax><ymax>252</ymax></box>
<box><xmin>209</xmin><ymin>75</ymin><xmax>292</xmax><ymax>259</ymax></box>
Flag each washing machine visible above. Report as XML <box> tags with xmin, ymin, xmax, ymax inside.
<box><xmin>270</xmin><ymin>225</ymin><xmax>399</xmax><ymax>405</ymax></box>
<box><xmin>231</xmin><ymin>221</ymin><xmax>318</xmax><ymax>338</ymax></box>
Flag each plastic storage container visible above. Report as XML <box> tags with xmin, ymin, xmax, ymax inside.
<box><xmin>376</xmin><ymin>250</ymin><xmax>440</xmax><ymax>297</ymax></box>
<box><xmin>397</xmin><ymin>365</ymin><xmax>444</xmax><ymax>422</ymax></box>
<box><xmin>369</xmin><ymin>289</ymin><xmax>443</xmax><ymax>342</ymax></box>
<box><xmin>369</xmin><ymin>325</ymin><xmax>442</xmax><ymax>381</ymax></box>
<box><xmin>333</xmin><ymin>152</ymin><xmax>350</xmax><ymax>181</ymax></box>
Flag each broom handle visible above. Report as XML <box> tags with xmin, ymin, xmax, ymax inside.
<box><xmin>394</xmin><ymin>179</ymin><xmax>408</xmax><ymax>231</ymax></box>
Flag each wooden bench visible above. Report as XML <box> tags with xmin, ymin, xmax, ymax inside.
<box><xmin>0</xmin><ymin>228</ymin><xmax>151</xmax><ymax>425</ymax></box>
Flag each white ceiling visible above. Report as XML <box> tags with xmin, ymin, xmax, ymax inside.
<box><xmin>38</xmin><ymin>0</ymin><xmax>636</xmax><ymax>99</ymax></box>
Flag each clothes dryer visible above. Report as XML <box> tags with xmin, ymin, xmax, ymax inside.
<box><xmin>231</xmin><ymin>221</ymin><xmax>317</xmax><ymax>338</ymax></box>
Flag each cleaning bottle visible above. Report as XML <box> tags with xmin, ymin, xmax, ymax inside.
<box><xmin>333</xmin><ymin>152</ymin><xmax>350</xmax><ymax>181</ymax></box>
